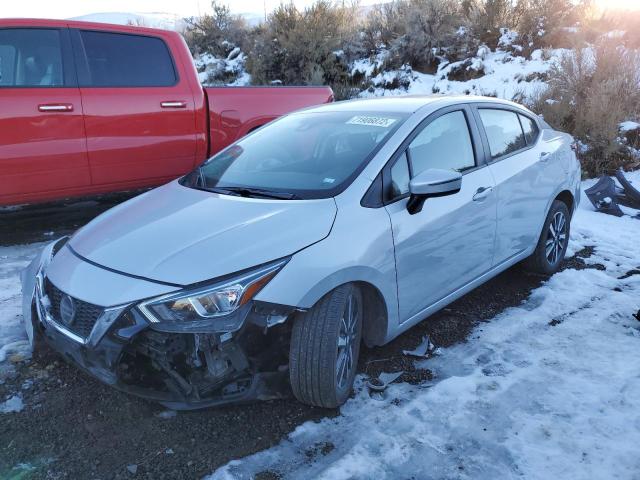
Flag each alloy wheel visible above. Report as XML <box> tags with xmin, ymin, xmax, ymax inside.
<box><xmin>545</xmin><ymin>211</ymin><xmax>567</xmax><ymax>265</ymax></box>
<box><xmin>336</xmin><ymin>293</ymin><xmax>359</xmax><ymax>389</ymax></box>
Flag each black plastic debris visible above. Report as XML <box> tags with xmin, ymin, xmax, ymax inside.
<box><xmin>615</xmin><ymin>169</ymin><xmax>640</xmax><ymax>209</ymax></box>
<box><xmin>585</xmin><ymin>176</ymin><xmax>624</xmax><ymax>217</ymax></box>
<box><xmin>586</xmin><ymin>169</ymin><xmax>640</xmax><ymax>216</ymax></box>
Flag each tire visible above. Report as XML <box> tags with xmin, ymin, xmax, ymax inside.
<box><xmin>289</xmin><ymin>284</ymin><xmax>363</xmax><ymax>408</ymax></box>
<box><xmin>525</xmin><ymin>200</ymin><xmax>571</xmax><ymax>275</ymax></box>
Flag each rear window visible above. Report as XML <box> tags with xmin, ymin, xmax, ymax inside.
<box><xmin>479</xmin><ymin>109</ymin><xmax>526</xmax><ymax>159</ymax></box>
<box><xmin>519</xmin><ymin>114</ymin><xmax>539</xmax><ymax>145</ymax></box>
<box><xmin>0</xmin><ymin>28</ymin><xmax>64</xmax><ymax>87</ymax></box>
<box><xmin>78</xmin><ymin>31</ymin><xmax>176</xmax><ymax>87</ymax></box>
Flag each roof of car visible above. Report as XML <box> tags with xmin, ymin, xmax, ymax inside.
<box><xmin>301</xmin><ymin>95</ymin><xmax>529</xmax><ymax>115</ymax></box>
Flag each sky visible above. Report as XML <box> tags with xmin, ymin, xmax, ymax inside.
<box><xmin>0</xmin><ymin>0</ymin><xmax>637</xmax><ymax>19</ymax></box>
<box><xmin>0</xmin><ymin>0</ymin><xmax>383</xmax><ymax>19</ymax></box>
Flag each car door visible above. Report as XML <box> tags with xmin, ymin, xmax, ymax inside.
<box><xmin>0</xmin><ymin>27</ymin><xmax>89</xmax><ymax>205</ymax></box>
<box><xmin>70</xmin><ymin>28</ymin><xmax>197</xmax><ymax>186</ymax></box>
<box><xmin>473</xmin><ymin>106</ymin><xmax>556</xmax><ymax>265</ymax></box>
<box><xmin>384</xmin><ymin>106</ymin><xmax>497</xmax><ymax>323</ymax></box>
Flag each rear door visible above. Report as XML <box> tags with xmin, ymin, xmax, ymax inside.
<box><xmin>0</xmin><ymin>27</ymin><xmax>89</xmax><ymax>205</ymax></box>
<box><xmin>473</xmin><ymin>105</ymin><xmax>556</xmax><ymax>265</ymax></box>
<box><xmin>70</xmin><ymin>28</ymin><xmax>197</xmax><ymax>187</ymax></box>
<box><xmin>384</xmin><ymin>106</ymin><xmax>497</xmax><ymax>323</ymax></box>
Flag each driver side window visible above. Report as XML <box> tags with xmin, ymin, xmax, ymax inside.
<box><xmin>388</xmin><ymin>110</ymin><xmax>475</xmax><ymax>201</ymax></box>
<box><xmin>408</xmin><ymin>110</ymin><xmax>475</xmax><ymax>176</ymax></box>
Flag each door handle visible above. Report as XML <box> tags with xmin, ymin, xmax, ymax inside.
<box><xmin>473</xmin><ymin>186</ymin><xmax>493</xmax><ymax>201</ymax></box>
<box><xmin>160</xmin><ymin>101</ymin><xmax>187</xmax><ymax>108</ymax></box>
<box><xmin>38</xmin><ymin>103</ymin><xmax>74</xmax><ymax>112</ymax></box>
<box><xmin>540</xmin><ymin>151</ymin><xmax>551</xmax><ymax>162</ymax></box>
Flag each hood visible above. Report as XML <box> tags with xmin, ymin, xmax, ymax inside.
<box><xmin>69</xmin><ymin>181</ymin><xmax>337</xmax><ymax>286</ymax></box>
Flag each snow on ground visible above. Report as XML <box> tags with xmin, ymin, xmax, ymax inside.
<box><xmin>0</xmin><ymin>243</ymin><xmax>43</xmax><ymax>364</ymax></box>
<box><xmin>0</xmin><ymin>394</ymin><xmax>24</xmax><ymax>414</ymax></box>
<box><xmin>195</xmin><ymin>47</ymin><xmax>252</xmax><ymax>87</ymax></box>
<box><xmin>209</xmin><ymin>175</ymin><xmax>640</xmax><ymax>480</ymax></box>
<box><xmin>357</xmin><ymin>47</ymin><xmax>563</xmax><ymax>101</ymax></box>
<box><xmin>620</xmin><ymin>120</ymin><xmax>640</xmax><ymax>132</ymax></box>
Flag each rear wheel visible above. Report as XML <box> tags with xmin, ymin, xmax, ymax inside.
<box><xmin>525</xmin><ymin>200</ymin><xmax>570</xmax><ymax>275</ymax></box>
<box><xmin>289</xmin><ymin>284</ymin><xmax>362</xmax><ymax>408</ymax></box>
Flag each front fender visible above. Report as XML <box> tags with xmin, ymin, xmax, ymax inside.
<box><xmin>254</xmin><ymin>200</ymin><xmax>399</xmax><ymax>341</ymax></box>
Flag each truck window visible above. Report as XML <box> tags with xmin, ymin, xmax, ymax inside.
<box><xmin>0</xmin><ymin>29</ymin><xmax>63</xmax><ymax>87</ymax></box>
<box><xmin>78</xmin><ymin>31</ymin><xmax>176</xmax><ymax>87</ymax></box>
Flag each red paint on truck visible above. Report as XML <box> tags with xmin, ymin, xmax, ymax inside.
<box><xmin>0</xmin><ymin>19</ymin><xmax>333</xmax><ymax>206</ymax></box>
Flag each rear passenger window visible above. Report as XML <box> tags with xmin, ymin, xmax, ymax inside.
<box><xmin>519</xmin><ymin>114</ymin><xmax>539</xmax><ymax>145</ymax></box>
<box><xmin>408</xmin><ymin>111</ymin><xmax>475</xmax><ymax>175</ymax></box>
<box><xmin>78</xmin><ymin>31</ymin><xmax>176</xmax><ymax>87</ymax></box>
<box><xmin>0</xmin><ymin>29</ymin><xmax>64</xmax><ymax>87</ymax></box>
<box><xmin>479</xmin><ymin>109</ymin><xmax>526</xmax><ymax>159</ymax></box>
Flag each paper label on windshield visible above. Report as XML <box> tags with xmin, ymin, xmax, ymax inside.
<box><xmin>347</xmin><ymin>116</ymin><xmax>397</xmax><ymax>128</ymax></box>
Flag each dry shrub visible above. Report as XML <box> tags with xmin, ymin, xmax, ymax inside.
<box><xmin>514</xmin><ymin>0</ymin><xmax>577</xmax><ymax>53</ymax></box>
<box><xmin>184</xmin><ymin>2</ymin><xmax>248</xmax><ymax>57</ymax></box>
<box><xmin>361</xmin><ymin>0</ymin><xmax>469</xmax><ymax>72</ymax></box>
<box><xmin>246</xmin><ymin>1</ymin><xmax>355</xmax><ymax>97</ymax></box>
<box><xmin>528</xmin><ymin>37</ymin><xmax>640</xmax><ymax>176</ymax></box>
<box><xmin>463</xmin><ymin>0</ymin><xmax>519</xmax><ymax>48</ymax></box>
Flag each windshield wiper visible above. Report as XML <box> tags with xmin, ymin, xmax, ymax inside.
<box><xmin>208</xmin><ymin>186</ymin><xmax>301</xmax><ymax>200</ymax></box>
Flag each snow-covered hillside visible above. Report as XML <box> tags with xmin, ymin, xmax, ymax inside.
<box><xmin>71</xmin><ymin>12</ymin><xmax>187</xmax><ymax>31</ymax></box>
<box><xmin>355</xmin><ymin>46</ymin><xmax>559</xmax><ymax>101</ymax></box>
<box><xmin>209</xmin><ymin>175</ymin><xmax>640</xmax><ymax>479</ymax></box>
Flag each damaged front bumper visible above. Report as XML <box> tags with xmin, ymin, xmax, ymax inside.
<box><xmin>21</xmin><ymin>240</ymin><xmax>297</xmax><ymax>410</ymax></box>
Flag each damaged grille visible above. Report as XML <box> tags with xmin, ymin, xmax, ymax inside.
<box><xmin>44</xmin><ymin>278</ymin><xmax>104</xmax><ymax>340</ymax></box>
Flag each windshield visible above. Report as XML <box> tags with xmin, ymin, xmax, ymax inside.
<box><xmin>181</xmin><ymin>111</ymin><xmax>408</xmax><ymax>199</ymax></box>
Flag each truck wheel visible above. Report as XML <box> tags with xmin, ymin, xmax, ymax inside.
<box><xmin>289</xmin><ymin>284</ymin><xmax>362</xmax><ymax>408</ymax></box>
<box><xmin>525</xmin><ymin>200</ymin><xmax>571</xmax><ymax>275</ymax></box>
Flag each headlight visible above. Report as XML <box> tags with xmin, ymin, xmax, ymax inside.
<box><xmin>138</xmin><ymin>259</ymin><xmax>287</xmax><ymax>325</ymax></box>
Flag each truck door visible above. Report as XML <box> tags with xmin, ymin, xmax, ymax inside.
<box><xmin>70</xmin><ymin>28</ymin><xmax>197</xmax><ymax>187</ymax></box>
<box><xmin>0</xmin><ymin>27</ymin><xmax>89</xmax><ymax>205</ymax></box>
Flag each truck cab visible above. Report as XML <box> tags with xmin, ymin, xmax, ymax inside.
<box><xmin>0</xmin><ymin>19</ymin><xmax>333</xmax><ymax>206</ymax></box>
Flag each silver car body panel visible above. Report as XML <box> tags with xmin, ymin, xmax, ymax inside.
<box><xmin>28</xmin><ymin>95</ymin><xmax>582</xmax><ymax>350</ymax></box>
<box><xmin>385</xmin><ymin>165</ymin><xmax>497</xmax><ymax>321</ymax></box>
<box><xmin>68</xmin><ymin>181</ymin><xmax>337</xmax><ymax>286</ymax></box>
<box><xmin>46</xmin><ymin>246</ymin><xmax>178</xmax><ymax>307</ymax></box>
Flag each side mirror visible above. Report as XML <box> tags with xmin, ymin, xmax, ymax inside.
<box><xmin>407</xmin><ymin>168</ymin><xmax>462</xmax><ymax>214</ymax></box>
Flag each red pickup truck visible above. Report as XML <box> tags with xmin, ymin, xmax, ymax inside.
<box><xmin>0</xmin><ymin>19</ymin><xmax>333</xmax><ymax>206</ymax></box>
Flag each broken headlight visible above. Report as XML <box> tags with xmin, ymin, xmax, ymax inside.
<box><xmin>138</xmin><ymin>259</ymin><xmax>287</xmax><ymax>324</ymax></box>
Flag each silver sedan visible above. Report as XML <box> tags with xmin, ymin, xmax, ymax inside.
<box><xmin>22</xmin><ymin>95</ymin><xmax>581</xmax><ymax>409</ymax></box>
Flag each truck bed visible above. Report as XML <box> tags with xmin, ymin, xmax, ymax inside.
<box><xmin>205</xmin><ymin>86</ymin><xmax>334</xmax><ymax>156</ymax></box>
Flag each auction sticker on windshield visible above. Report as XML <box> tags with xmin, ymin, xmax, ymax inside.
<box><xmin>347</xmin><ymin>116</ymin><xmax>397</xmax><ymax>128</ymax></box>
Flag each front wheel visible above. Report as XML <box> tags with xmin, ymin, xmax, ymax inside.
<box><xmin>525</xmin><ymin>200</ymin><xmax>571</xmax><ymax>275</ymax></box>
<box><xmin>289</xmin><ymin>284</ymin><xmax>363</xmax><ymax>408</ymax></box>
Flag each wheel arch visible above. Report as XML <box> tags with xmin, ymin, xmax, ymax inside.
<box><xmin>288</xmin><ymin>268</ymin><xmax>395</xmax><ymax>348</ymax></box>
<box><xmin>555</xmin><ymin>189</ymin><xmax>575</xmax><ymax>215</ymax></box>
<box><xmin>352</xmin><ymin>281</ymin><xmax>388</xmax><ymax>347</ymax></box>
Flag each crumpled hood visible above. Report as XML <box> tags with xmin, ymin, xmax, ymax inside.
<box><xmin>69</xmin><ymin>181</ymin><xmax>336</xmax><ymax>286</ymax></box>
